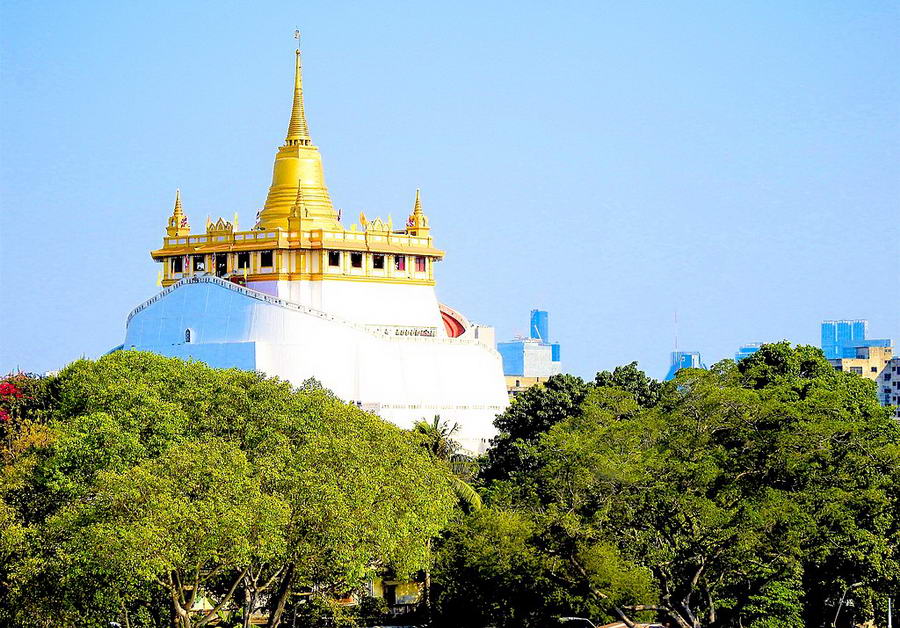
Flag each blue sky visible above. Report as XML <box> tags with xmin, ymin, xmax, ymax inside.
<box><xmin>1</xmin><ymin>1</ymin><xmax>898</xmax><ymax>379</ymax></box>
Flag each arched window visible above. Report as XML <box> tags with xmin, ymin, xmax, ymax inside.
<box><xmin>184</xmin><ymin>328</ymin><xmax>193</xmax><ymax>343</ymax></box>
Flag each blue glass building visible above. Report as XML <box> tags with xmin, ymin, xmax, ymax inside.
<box><xmin>664</xmin><ymin>351</ymin><xmax>707</xmax><ymax>381</ymax></box>
<box><xmin>498</xmin><ymin>309</ymin><xmax>561</xmax><ymax>377</ymax></box>
<box><xmin>530</xmin><ymin>310</ymin><xmax>549</xmax><ymax>342</ymax></box>
<box><xmin>821</xmin><ymin>320</ymin><xmax>891</xmax><ymax>359</ymax></box>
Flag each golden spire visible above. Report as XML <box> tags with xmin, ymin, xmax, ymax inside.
<box><xmin>285</xmin><ymin>49</ymin><xmax>311</xmax><ymax>145</ymax></box>
<box><xmin>166</xmin><ymin>188</ymin><xmax>190</xmax><ymax>237</ymax></box>
<box><xmin>257</xmin><ymin>43</ymin><xmax>340</xmax><ymax>231</ymax></box>
<box><xmin>406</xmin><ymin>188</ymin><xmax>430</xmax><ymax>236</ymax></box>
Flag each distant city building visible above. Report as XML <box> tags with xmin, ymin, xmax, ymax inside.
<box><xmin>880</xmin><ymin>357</ymin><xmax>900</xmax><ymax>419</ymax></box>
<box><xmin>734</xmin><ymin>343</ymin><xmax>762</xmax><ymax>362</ymax></box>
<box><xmin>664</xmin><ymin>351</ymin><xmax>707</xmax><ymax>381</ymax></box>
<box><xmin>829</xmin><ymin>344</ymin><xmax>894</xmax><ymax>402</ymax></box>
<box><xmin>821</xmin><ymin>320</ymin><xmax>891</xmax><ymax>359</ymax></box>
<box><xmin>823</xmin><ymin>319</ymin><xmax>896</xmax><ymax>416</ymax></box>
<box><xmin>498</xmin><ymin>309</ymin><xmax>562</xmax><ymax>396</ymax></box>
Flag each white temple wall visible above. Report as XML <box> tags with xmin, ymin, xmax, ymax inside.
<box><xmin>247</xmin><ymin>279</ymin><xmax>444</xmax><ymax>332</ymax></box>
<box><xmin>123</xmin><ymin>279</ymin><xmax>506</xmax><ymax>451</ymax></box>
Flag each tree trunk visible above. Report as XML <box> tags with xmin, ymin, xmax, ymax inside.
<box><xmin>243</xmin><ymin>587</ymin><xmax>253</xmax><ymax>628</ymax></box>
<box><xmin>266</xmin><ymin>563</ymin><xmax>295</xmax><ymax>628</ymax></box>
<box><xmin>423</xmin><ymin>539</ymin><xmax>433</xmax><ymax>625</ymax></box>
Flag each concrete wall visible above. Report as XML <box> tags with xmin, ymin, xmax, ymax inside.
<box><xmin>124</xmin><ymin>278</ymin><xmax>508</xmax><ymax>452</ymax></box>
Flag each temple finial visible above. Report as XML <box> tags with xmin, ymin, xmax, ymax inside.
<box><xmin>406</xmin><ymin>188</ymin><xmax>429</xmax><ymax>236</ymax></box>
<box><xmin>166</xmin><ymin>188</ymin><xmax>189</xmax><ymax>237</ymax></box>
<box><xmin>288</xmin><ymin>179</ymin><xmax>307</xmax><ymax>231</ymax></box>
<box><xmin>285</xmin><ymin>33</ymin><xmax>311</xmax><ymax>145</ymax></box>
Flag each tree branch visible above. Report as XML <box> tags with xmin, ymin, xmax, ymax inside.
<box><xmin>196</xmin><ymin>565</ymin><xmax>251</xmax><ymax>627</ymax></box>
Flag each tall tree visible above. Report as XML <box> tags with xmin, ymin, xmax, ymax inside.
<box><xmin>1</xmin><ymin>352</ymin><xmax>457</xmax><ymax>628</ymax></box>
<box><xmin>594</xmin><ymin>361</ymin><xmax>661</xmax><ymax>409</ymax></box>
<box><xmin>483</xmin><ymin>374</ymin><xmax>592</xmax><ymax>482</ymax></box>
<box><xmin>435</xmin><ymin>345</ymin><xmax>900</xmax><ymax>628</ymax></box>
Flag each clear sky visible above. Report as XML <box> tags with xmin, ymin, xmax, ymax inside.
<box><xmin>1</xmin><ymin>1</ymin><xmax>898</xmax><ymax>379</ymax></box>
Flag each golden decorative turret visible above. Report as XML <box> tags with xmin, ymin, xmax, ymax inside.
<box><xmin>166</xmin><ymin>189</ymin><xmax>190</xmax><ymax>237</ymax></box>
<box><xmin>288</xmin><ymin>179</ymin><xmax>308</xmax><ymax>232</ymax></box>
<box><xmin>406</xmin><ymin>188</ymin><xmax>430</xmax><ymax>236</ymax></box>
<box><xmin>257</xmin><ymin>48</ymin><xmax>339</xmax><ymax>231</ymax></box>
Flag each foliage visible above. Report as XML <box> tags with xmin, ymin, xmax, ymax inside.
<box><xmin>434</xmin><ymin>345</ymin><xmax>900</xmax><ymax>628</ymax></box>
<box><xmin>594</xmin><ymin>360</ymin><xmax>662</xmax><ymax>409</ymax></box>
<box><xmin>483</xmin><ymin>374</ymin><xmax>592</xmax><ymax>482</ymax></box>
<box><xmin>412</xmin><ymin>415</ymin><xmax>482</xmax><ymax>512</ymax></box>
<box><xmin>0</xmin><ymin>351</ymin><xmax>456</xmax><ymax>628</ymax></box>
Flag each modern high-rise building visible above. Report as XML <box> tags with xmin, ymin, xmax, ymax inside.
<box><xmin>498</xmin><ymin>309</ymin><xmax>562</xmax><ymax>396</ymax></box>
<box><xmin>119</xmin><ymin>45</ymin><xmax>509</xmax><ymax>451</ymax></box>
<box><xmin>821</xmin><ymin>320</ymin><xmax>891</xmax><ymax>359</ymax></box>
<box><xmin>530</xmin><ymin>310</ymin><xmax>549</xmax><ymax>343</ymax></box>
<box><xmin>664</xmin><ymin>351</ymin><xmax>707</xmax><ymax>381</ymax></box>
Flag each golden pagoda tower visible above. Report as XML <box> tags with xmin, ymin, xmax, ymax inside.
<box><xmin>257</xmin><ymin>48</ymin><xmax>339</xmax><ymax>230</ymax></box>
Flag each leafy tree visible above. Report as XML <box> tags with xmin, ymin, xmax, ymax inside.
<box><xmin>1</xmin><ymin>352</ymin><xmax>457</xmax><ymax>628</ymax></box>
<box><xmin>594</xmin><ymin>361</ymin><xmax>661</xmax><ymax>408</ymax></box>
<box><xmin>413</xmin><ymin>416</ymin><xmax>482</xmax><ymax>512</ymax></box>
<box><xmin>435</xmin><ymin>345</ymin><xmax>900</xmax><ymax>628</ymax></box>
<box><xmin>483</xmin><ymin>374</ymin><xmax>591</xmax><ymax>482</ymax></box>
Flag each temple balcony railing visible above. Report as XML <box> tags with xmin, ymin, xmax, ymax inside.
<box><xmin>161</xmin><ymin>228</ymin><xmax>435</xmax><ymax>251</ymax></box>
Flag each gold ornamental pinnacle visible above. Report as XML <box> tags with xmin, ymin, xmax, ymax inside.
<box><xmin>256</xmin><ymin>37</ymin><xmax>339</xmax><ymax>230</ymax></box>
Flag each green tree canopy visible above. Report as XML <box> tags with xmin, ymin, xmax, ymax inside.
<box><xmin>1</xmin><ymin>351</ymin><xmax>456</xmax><ymax>628</ymax></box>
<box><xmin>435</xmin><ymin>345</ymin><xmax>900</xmax><ymax>628</ymax></box>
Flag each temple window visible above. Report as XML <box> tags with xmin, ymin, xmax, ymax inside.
<box><xmin>260</xmin><ymin>250</ymin><xmax>274</xmax><ymax>267</ymax></box>
<box><xmin>351</xmin><ymin>252</ymin><xmax>363</xmax><ymax>268</ymax></box>
<box><xmin>394</xmin><ymin>255</ymin><xmax>406</xmax><ymax>271</ymax></box>
<box><xmin>171</xmin><ymin>257</ymin><xmax>183</xmax><ymax>273</ymax></box>
<box><xmin>192</xmin><ymin>256</ymin><xmax>205</xmax><ymax>272</ymax></box>
<box><xmin>328</xmin><ymin>251</ymin><xmax>341</xmax><ymax>267</ymax></box>
<box><xmin>237</xmin><ymin>252</ymin><xmax>250</xmax><ymax>269</ymax></box>
<box><xmin>415</xmin><ymin>256</ymin><xmax>426</xmax><ymax>272</ymax></box>
<box><xmin>373</xmin><ymin>254</ymin><xmax>385</xmax><ymax>269</ymax></box>
<box><xmin>215</xmin><ymin>253</ymin><xmax>227</xmax><ymax>277</ymax></box>
<box><xmin>184</xmin><ymin>328</ymin><xmax>194</xmax><ymax>343</ymax></box>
